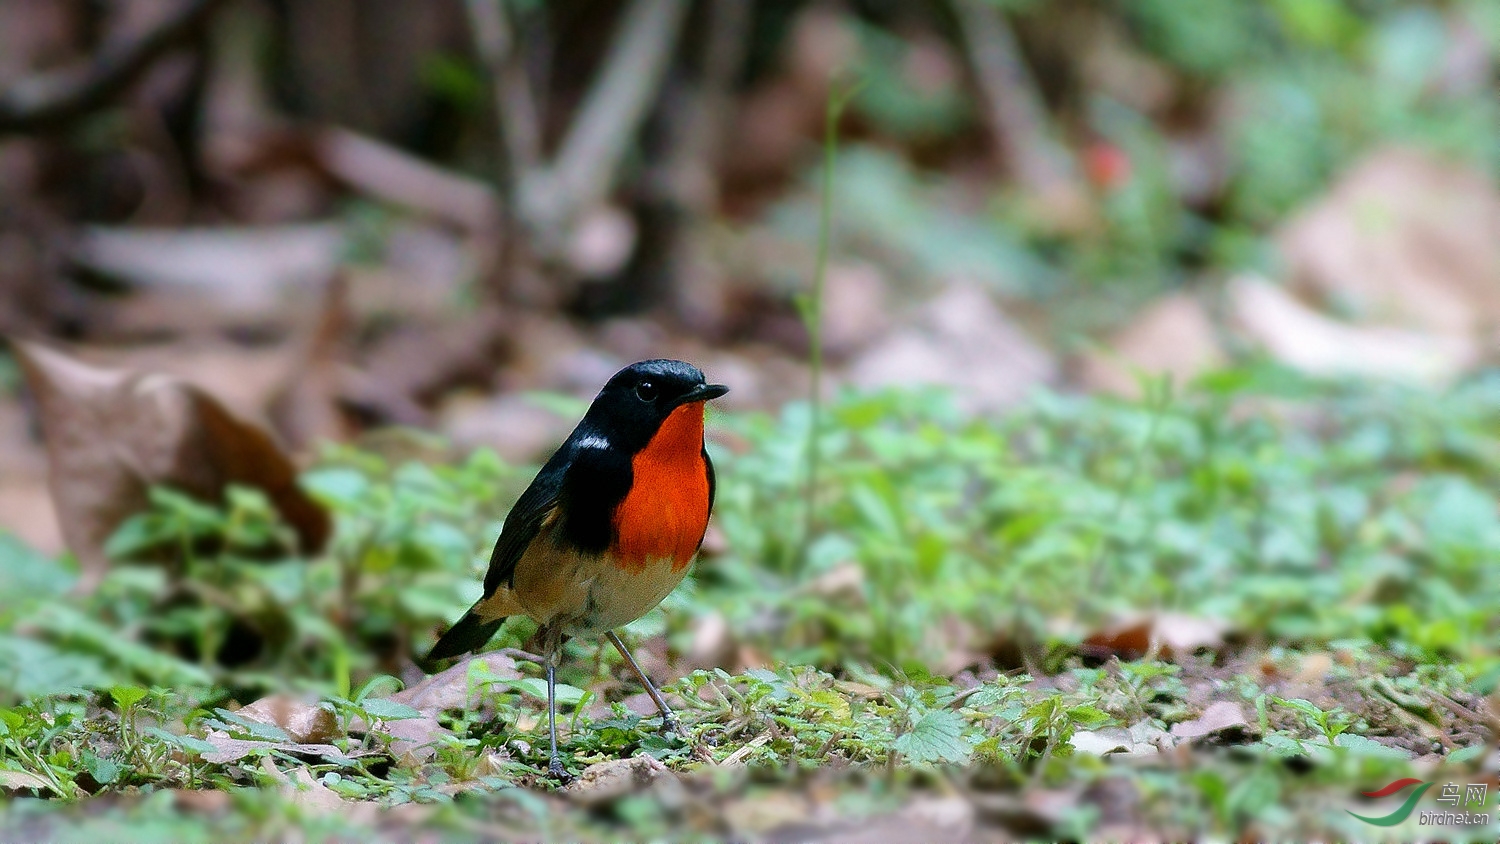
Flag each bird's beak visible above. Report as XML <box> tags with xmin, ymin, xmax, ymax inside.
<box><xmin>679</xmin><ymin>383</ymin><xmax>729</xmax><ymax>405</ymax></box>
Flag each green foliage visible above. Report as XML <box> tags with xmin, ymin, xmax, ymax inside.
<box><xmin>2</xmin><ymin>372</ymin><xmax>1498</xmax><ymax>838</ymax></box>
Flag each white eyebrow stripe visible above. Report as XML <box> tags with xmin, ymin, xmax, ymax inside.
<box><xmin>576</xmin><ymin>434</ymin><xmax>611</xmax><ymax>450</ymax></box>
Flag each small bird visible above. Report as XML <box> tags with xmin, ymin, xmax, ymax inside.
<box><xmin>427</xmin><ymin>359</ymin><xmax>727</xmax><ymax>777</ymax></box>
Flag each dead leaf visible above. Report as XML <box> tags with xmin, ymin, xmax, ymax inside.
<box><xmin>1229</xmin><ymin>274</ymin><xmax>1475</xmax><ymax>386</ymax></box>
<box><xmin>71</xmin><ymin>225</ymin><xmax>343</xmax><ymax>328</ymax></box>
<box><xmin>11</xmin><ymin>340</ymin><xmax>330</xmax><ymax>590</ymax></box>
<box><xmin>801</xmin><ymin>562</ymin><xmax>866</xmax><ymax>603</ymax></box>
<box><xmin>391</xmin><ymin>652</ymin><xmax>521</xmax><ymax>715</ymax></box>
<box><xmin>1070</xmin><ymin>721</ymin><xmax>1170</xmax><ymax>758</ymax></box>
<box><xmin>237</xmin><ymin>695</ymin><xmax>341</xmax><ymax>744</ymax></box>
<box><xmin>560</xmin><ymin>755</ymin><xmax>673</xmax><ymax>806</ymax></box>
<box><xmin>1280</xmin><ymin>147</ymin><xmax>1500</xmax><ymax>339</ymax></box>
<box><xmin>438</xmin><ymin>393</ymin><xmax>573</xmax><ymax>465</ymax></box>
<box><xmin>1170</xmin><ymin>701</ymin><xmax>1254</xmax><ymax>745</ymax></box>
<box><xmin>312</xmin><ymin>127</ymin><xmax>498</xmax><ymax>233</ymax></box>
<box><xmin>1080</xmin><ymin>292</ymin><xmax>1226</xmax><ymax>397</ymax></box>
<box><xmin>1081</xmin><ymin>613</ymin><xmax>1227</xmax><ymax>661</ymax></box>
<box><xmin>367</xmin><ymin>713</ymin><xmax>449</xmax><ymax>766</ymax></box>
<box><xmin>685</xmin><ymin>610</ymin><xmax>733</xmax><ymax>671</ymax></box>
<box><xmin>198</xmin><ymin>731</ymin><xmax>361</xmax><ymax>765</ymax></box>
<box><xmin>847</xmin><ymin>284</ymin><xmax>1056</xmax><ymax>412</ymax></box>
<box><xmin>0</xmin><ymin>769</ymin><xmax>54</xmax><ymax>793</ymax></box>
<box><xmin>268</xmin><ymin>275</ymin><xmax>355</xmax><ymax>450</ymax></box>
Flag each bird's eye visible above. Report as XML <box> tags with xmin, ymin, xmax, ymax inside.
<box><xmin>635</xmin><ymin>380</ymin><xmax>658</xmax><ymax>402</ymax></box>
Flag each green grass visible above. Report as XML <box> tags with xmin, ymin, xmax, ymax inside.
<box><xmin>3</xmin><ymin>365</ymin><xmax>1498</xmax><ymax>839</ymax></box>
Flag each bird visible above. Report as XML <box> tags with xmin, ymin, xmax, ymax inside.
<box><xmin>427</xmin><ymin>359</ymin><xmax>727</xmax><ymax>778</ymax></box>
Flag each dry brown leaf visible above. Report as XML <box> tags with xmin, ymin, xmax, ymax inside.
<box><xmin>268</xmin><ymin>275</ymin><xmax>355</xmax><ymax>450</ymax></box>
<box><xmin>12</xmin><ymin>340</ymin><xmax>330</xmax><ymax>590</ymax></box>
<box><xmin>1081</xmin><ymin>613</ymin><xmax>1227</xmax><ymax>661</ymax></box>
<box><xmin>1229</xmin><ymin>274</ymin><xmax>1475</xmax><ymax>386</ymax></box>
<box><xmin>199</xmin><ymin>731</ymin><xmax>361</xmax><ymax>765</ymax></box>
<box><xmin>560</xmin><ymin>755</ymin><xmax>673</xmax><ymax>806</ymax></box>
<box><xmin>1080</xmin><ymin>292</ymin><xmax>1226</xmax><ymax>397</ymax></box>
<box><xmin>1170</xmin><ymin>701</ymin><xmax>1253</xmax><ymax>744</ymax></box>
<box><xmin>71</xmin><ymin>225</ymin><xmax>343</xmax><ymax>329</ymax></box>
<box><xmin>0</xmin><ymin>769</ymin><xmax>54</xmax><ymax>793</ymax></box>
<box><xmin>846</xmin><ymin>284</ymin><xmax>1057</xmax><ymax>413</ymax></box>
<box><xmin>1070</xmin><ymin>721</ymin><xmax>1170</xmax><ymax>758</ymax></box>
<box><xmin>1280</xmin><ymin>147</ymin><xmax>1500</xmax><ymax>339</ymax></box>
<box><xmin>369</xmin><ymin>713</ymin><xmax>449</xmax><ymax>765</ymax></box>
<box><xmin>391</xmin><ymin>652</ymin><xmax>521</xmax><ymax>715</ymax></box>
<box><xmin>237</xmin><ymin>695</ymin><xmax>342</xmax><ymax>745</ymax></box>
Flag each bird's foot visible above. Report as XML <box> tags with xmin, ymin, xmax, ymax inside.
<box><xmin>659</xmin><ymin>713</ymin><xmax>683</xmax><ymax>739</ymax></box>
<box><xmin>547</xmin><ymin>755</ymin><xmax>574</xmax><ymax>783</ymax></box>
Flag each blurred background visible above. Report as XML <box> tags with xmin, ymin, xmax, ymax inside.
<box><xmin>2</xmin><ymin>0</ymin><xmax>1500</xmax><ymax>838</ymax></box>
<box><xmin>3</xmin><ymin>0</ymin><xmax>1496</xmax><ymax>558</ymax></box>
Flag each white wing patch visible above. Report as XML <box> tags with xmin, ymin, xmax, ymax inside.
<box><xmin>576</xmin><ymin>434</ymin><xmax>611</xmax><ymax>450</ymax></box>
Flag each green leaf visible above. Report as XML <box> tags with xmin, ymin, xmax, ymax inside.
<box><xmin>1446</xmin><ymin>743</ymin><xmax>1490</xmax><ymax>764</ymax></box>
<box><xmin>1065</xmin><ymin>705</ymin><xmax>1112</xmax><ymax>728</ymax></box>
<box><xmin>83</xmin><ymin>753</ymin><xmax>122</xmax><ymax>785</ymax></box>
<box><xmin>893</xmin><ymin>709</ymin><xmax>971</xmax><ymax>765</ymax></box>
<box><xmin>511</xmin><ymin>679</ymin><xmax>587</xmax><ymax>707</ymax></box>
<box><xmin>1334</xmin><ymin>733</ymin><xmax>1410</xmax><ymax>759</ymax></box>
<box><xmin>359</xmin><ymin>698</ymin><xmax>423</xmax><ymax>721</ymax></box>
<box><xmin>211</xmin><ymin>709</ymin><xmax>290</xmax><ymax>742</ymax></box>
<box><xmin>109</xmin><ymin>685</ymin><xmax>148</xmax><ymax>710</ymax></box>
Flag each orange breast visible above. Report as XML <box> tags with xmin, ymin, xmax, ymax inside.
<box><xmin>611</xmin><ymin>401</ymin><xmax>711</xmax><ymax>574</ymax></box>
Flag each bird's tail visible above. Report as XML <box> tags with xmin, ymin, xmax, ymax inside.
<box><xmin>427</xmin><ymin>610</ymin><xmax>504</xmax><ymax>663</ymax></box>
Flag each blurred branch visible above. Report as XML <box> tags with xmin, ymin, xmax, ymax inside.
<box><xmin>676</xmin><ymin>0</ymin><xmax>752</xmax><ymax>204</ymax></box>
<box><xmin>950</xmin><ymin>0</ymin><xmax>1072</xmax><ymax>192</ymax></box>
<box><xmin>313</xmin><ymin>127</ymin><xmax>499</xmax><ymax>233</ymax></box>
<box><xmin>0</xmin><ymin>0</ymin><xmax>228</xmax><ymax>135</ymax></box>
<box><xmin>464</xmin><ymin>0</ymin><xmax>542</xmax><ymax>184</ymax></box>
<box><xmin>526</xmin><ymin>0</ymin><xmax>691</xmax><ymax>235</ymax></box>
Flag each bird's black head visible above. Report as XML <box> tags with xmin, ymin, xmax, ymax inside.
<box><xmin>577</xmin><ymin>359</ymin><xmax>728</xmax><ymax>453</ymax></box>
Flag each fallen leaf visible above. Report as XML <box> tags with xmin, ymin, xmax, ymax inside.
<box><xmin>1081</xmin><ymin>613</ymin><xmax>1227</xmax><ymax>661</ymax></box>
<box><xmin>1170</xmin><ymin>701</ymin><xmax>1254</xmax><ymax>745</ymax></box>
<box><xmin>267</xmin><ymin>275</ymin><xmax>355</xmax><ymax>450</ymax></box>
<box><xmin>1229</xmin><ymin>274</ymin><xmax>1475</xmax><ymax>386</ymax></box>
<box><xmin>0</xmin><ymin>769</ymin><xmax>54</xmax><ymax>793</ymax></box>
<box><xmin>846</xmin><ymin>284</ymin><xmax>1056</xmax><ymax>412</ymax></box>
<box><xmin>312</xmin><ymin>127</ymin><xmax>498</xmax><ymax>233</ymax></box>
<box><xmin>1070</xmin><ymin>721</ymin><xmax>1169</xmax><ymax>758</ymax></box>
<box><xmin>1280</xmin><ymin>147</ymin><xmax>1500</xmax><ymax>339</ymax></box>
<box><xmin>391</xmin><ymin>652</ymin><xmax>522</xmax><ymax>715</ymax></box>
<box><xmin>11</xmin><ymin>340</ymin><xmax>330</xmax><ymax>590</ymax></box>
<box><xmin>198</xmin><ymin>731</ymin><xmax>361</xmax><ymax>765</ymax></box>
<box><xmin>560</xmin><ymin>755</ymin><xmax>673</xmax><ymax>806</ymax></box>
<box><xmin>1081</xmin><ymin>293</ymin><xmax>1226</xmax><ymax>397</ymax></box>
<box><xmin>71</xmin><ymin>225</ymin><xmax>342</xmax><ymax>325</ymax></box>
<box><xmin>237</xmin><ymin>695</ymin><xmax>341</xmax><ymax>745</ymax></box>
<box><xmin>367</xmin><ymin>713</ymin><xmax>449</xmax><ymax>766</ymax></box>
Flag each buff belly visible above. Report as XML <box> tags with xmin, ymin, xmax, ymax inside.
<box><xmin>478</xmin><ymin>537</ymin><xmax>693</xmax><ymax>637</ymax></box>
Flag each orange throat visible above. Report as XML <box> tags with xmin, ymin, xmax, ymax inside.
<box><xmin>611</xmin><ymin>401</ymin><xmax>710</xmax><ymax>573</ymax></box>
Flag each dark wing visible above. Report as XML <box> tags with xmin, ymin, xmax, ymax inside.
<box><xmin>704</xmin><ymin>446</ymin><xmax>717</xmax><ymax>513</ymax></box>
<box><xmin>481</xmin><ymin>447</ymin><xmax>570</xmax><ymax>596</ymax></box>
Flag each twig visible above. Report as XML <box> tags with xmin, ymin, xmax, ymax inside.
<box><xmin>800</xmin><ymin>82</ymin><xmax>861</xmax><ymax>565</ymax></box>
<box><xmin>0</xmin><ymin>0</ymin><xmax>229</xmax><ymax>134</ymax></box>
<box><xmin>528</xmin><ymin>0</ymin><xmax>691</xmax><ymax>235</ymax></box>
<box><xmin>314</xmin><ymin>127</ymin><xmax>499</xmax><ymax>232</ymax></box>
<box><xmin>673</xmin><ymin>0</ymin><xmax>752</xmax><ymax>205</ymax></box>
<box><xmin>463</xmin><ymin>0</ymin><xmax>542</xmax><ymax>197</ymax></box>
<box><xmin>950</xmin><ymin>0</ymin><xmax>1072</xmax><ymax>192</ymax></box>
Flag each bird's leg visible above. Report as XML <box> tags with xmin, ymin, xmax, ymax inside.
<box><xmin>606</xmin><ymin>630</ymin><xmax>681</xmax><ymax>737</ymax></box>
<box><xmin>542</xmin><ymin>630</ymin><xmax>571</xmax><ymax>781</ymax></box>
